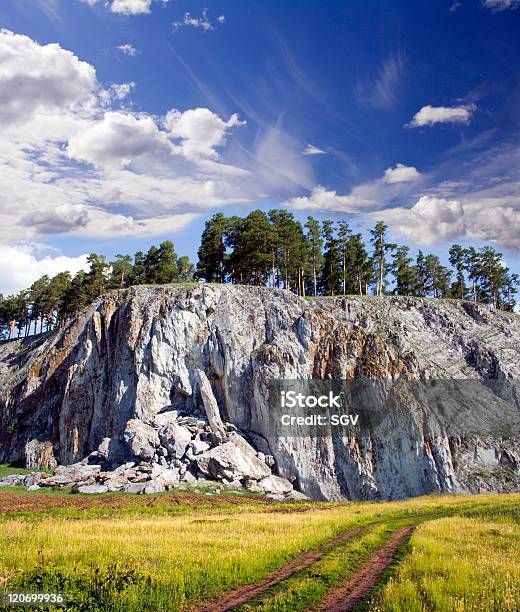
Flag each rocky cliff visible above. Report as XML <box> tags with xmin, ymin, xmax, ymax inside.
<box><xmin>0</xmin><ymin>284</ymin><xmax>519</xmax><ymax>500</ymax></box>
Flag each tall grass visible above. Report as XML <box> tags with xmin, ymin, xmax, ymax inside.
<box><xmin>369</xmin><ymin>515</ymin><xmax>520</xmax><ymax>611</ymax></box>
<box><xmin>1</xmin><ymin>493</ymin><xmax>519</xmax><ymax>611</ymax></box>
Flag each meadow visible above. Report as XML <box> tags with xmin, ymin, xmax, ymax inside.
<box><xmin>0</xmin><ymin>489</ymin><xmax>518</xmax><ymax>611</ymax></box>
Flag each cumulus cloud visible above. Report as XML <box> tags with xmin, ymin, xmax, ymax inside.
<box><xmin>117</xmin><ymin>43</ymin><xmax>138</xmax><ymax>56</ymax></box>
<box><xmin>375</xmin><ymin>196</ymin><xmax>466</xmax><ymax>244</ymax></box>
<box><xmin>173</xmin><ymin>9</ymin><xmax>224</xmax><ymax>31</ymax></box>
<box><xmin>0</xmin><ymin>245</ymin><xmax>90</xmax><ymax>296</ymax></box>
<box><xmin>483</xmin><ymin>0</ymin><xmax>520</xmax><ymax>11</ymax></box>
<box><xmin>68</xmin><ymin>112</ymin><xmax>171</xmax><ymax>168</ymax></box>
<box><xmin>0</xmin><ymin>29</ymin><xmax>97</xmax><ymax>124</ymax></box>
<box><xmin>164</xmin><ymin>108</ymin><xmax>245</xmax><ymax>160</ymax></box>
<box><xmin>303</xmin><ymin>144</ymin><xmax>326</xmax><ymax>156</ymax></box>
<box><xmin>407</xmin><ymin>104</ymin><xmax>475</xmax><ymax>128</ymax></box>
<box><xmin>382</xmin><ymin>163</ymin><xmax>422</xmax><ymax>184</ymax></box>
<box><xmin>287</xmin><ymin>185</ymin><xmax>371</xmax><ymax>212</ymax></box>
<box><xmin>0</xmin><ymin>28</ymin><xmax>257</xmax><ymax>259</ymax></box>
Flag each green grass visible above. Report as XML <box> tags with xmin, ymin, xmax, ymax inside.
<box><xmin>366</xmin><ymin>514</ymin><xmax>520</xmax><ymax>611</ymax></box>
<box><xmin>0</xmin><ymin>493</ymin><xmax>519</xmax><ymax>611</ymax></box>
<box><xmin>0</xmin><ymin>464</ymin><xmax>52</xmax><ymax>479</ymax></box>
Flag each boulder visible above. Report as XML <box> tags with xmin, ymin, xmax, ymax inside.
<box><xmin>158</xmin><ymin>423</ymin><xmax>192</xmax><ymax>459</ymax></box>
<box><xmin>144</xmin><ymin>481</ymin><xmax>166</xmax><ymax>494</ymax></box>
<box><xmin>124</xmin><ymin>482</ymin><xmax>146</xmax><ymax>494</ymax></box>
<box><xmin>23</xmin><ymin>472</ymin><xmax>46</xmax><ymax>487</ymax></box>
<box><xmin>41</xmin><ymin>463</ymin><xmax>101</xmax><ymax>487</ymax></box>
<box><xmin>0</xmin><ymin>474</ymin><xmax>25</xmax><ymax>487</ymax></box>
<box><xmin>78</xmin><ymin>484</ymin><xmax>109</xmax><ymax>494</ymax></box>
<box><xmin>255</xmin><ymin>475</ymin><xmax>293</xmax><ymax>495</ymax></box>
<box><xmin>104</xmin><ymin>474</ymin><xmax>130</xmax><ymax>492</ymax></box>
<box><xmin>195</xmin><ymin>434</ymin><xmax>271</xmax><ymax>482</ymax></box>
<box><xmin>123</xmin><ymin>420</ymin><xmax>160</xmax><ymax>462</ymax></box>
<box><xmin>188</xmin><ymin>439</ymin><xmax>210</xmax><ymax>456</ymax></box>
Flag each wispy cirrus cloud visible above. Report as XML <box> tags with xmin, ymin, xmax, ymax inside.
<box><xmin>356</xmin><ymin>54</ymin><xmax>405</xmax><ymax>110</ymax></box>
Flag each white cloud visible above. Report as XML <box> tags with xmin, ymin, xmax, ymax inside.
<box><xmin>0</xmin><ymin>29</ymin><xmax>97</xmax><ymax>124</ymax></box>
<box><xmin>117</xmin><ymin>43</ymin><xmax>138</xmax><ymax>56</ymax></box>
<box><xmin>287</xmin><ymin>185</ymin><xmax>371</xmax><ymax>212</ymax></box>
<box><xmin>375</xmin><ymin>196</ymin><xmax>466</xmax><ymax>244</ymax></box>
<box><xmin>303</xmin><ymin>144</ymin><xmax>326</xmax><ymax>156</ymax></box>
<box><xmin>81</xmin><ymin>0</ymin><xmax>170</xmax><ymax>15</ymax></box>
<box><xmin>110</xmin><ymin>0</ymin><xmax>152</xmax><ymax>15</ymax></box>
<box><xmin>407</xmin><ymin>104</ymin><xmax>475</xmax><ymax>128</ymax></box>
<box><xmin>0</xmin><ymin>245</ymin><xmax>90</xmax><ymax>296</ymax></box>
<box><xmin>483</xmin><ymin>0</ymin><xmax>520</xmax><ymax>11</ymax></box>
<box><xmin>68</xmin><ymin>111</ymin><xmax>171</xmax><ymax>168</ymax></box>
<box><xmin>173</xmin><ymin>9</ymin><xmax>224</xmax><ymax>31</ymax></box>
<box><xmin>382</xmin><ymin>163</ymin><xmax>422</xmax><ymax>184</ymax></box>
<box><xmin>356</xmin><ymin>55</ymin><xmax>404</xmax><ymax>111</ymax></box>
<box><xmin>164</xmin><ymin>108</ymin><xmax>245</xmax><ymax>160</ymax></box>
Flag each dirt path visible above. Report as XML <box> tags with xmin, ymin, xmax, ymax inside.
<box><xmin>314</xmin><ymin>525</ymin><xmax>415</xmax><ymax>612</ymax></box>
<box><xmin>192</xmin><ymin>525</ymin><xmax>367</xmax><ymax>612</ymax></box>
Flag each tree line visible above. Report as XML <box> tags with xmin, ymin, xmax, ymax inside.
<box><xmin>196</xmin><ymin>211</ymin><xmax>518</xmax><ymax>308</ymax></box>
<box><xmin>0</xmin><ymin>241</ymin><xmax>193</xmax><ymax>339</ymax></box>
<box><xmin>0</xmin><ymin>210</ymin><xmax>518</xmax><ymax>339</ymax></box>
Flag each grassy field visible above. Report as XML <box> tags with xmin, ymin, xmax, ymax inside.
<box><xmin>0</xmin><ymin>490</ymin><xmax>518</xmax><ymax>611</ymax></box>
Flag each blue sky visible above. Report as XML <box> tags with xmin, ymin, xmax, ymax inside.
<box><xmin>0</xmin><ymin>0</ymin><xmax>519</xmax><ymax>293</ymax></box>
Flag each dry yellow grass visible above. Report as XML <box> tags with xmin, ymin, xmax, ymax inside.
<box><xmin>0</xmin><ymin>492</ymin><xmax>518</xmax><ymax>610</ymax></box>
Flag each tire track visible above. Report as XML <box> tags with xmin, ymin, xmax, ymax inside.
<box><xmin>313</xmin><ymin>525</ymin><xmax>415</xmax><ymax>612</ymax></box>
<box><xmin>192</xmin><ymin>525</ymin><xmax>367</xmax><ymax>612</ymax></box>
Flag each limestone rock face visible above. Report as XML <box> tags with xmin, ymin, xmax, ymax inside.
<box><xmin>0</xmin><ymin>285</ymin><xmax>519</xmax><ymax>500</ymax></box>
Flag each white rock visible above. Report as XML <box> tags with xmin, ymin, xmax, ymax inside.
<box><xmin>78</xmin><ymin>484</ymin><xmax>108</xmax><ymax>494</ymax></box>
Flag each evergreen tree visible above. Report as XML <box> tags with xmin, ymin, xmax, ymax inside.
<box><xmin>320</xmin><ymin>221</ymin><xmax>341</xmax><ymax>296</ymax></box>
<box><xmin>370</xmin><ymin>221</ymin><xmax>396</xmax><ymax>296</ymax></box>
<box><xmin>196</xmin><ymin>213</ymin><xmax>227</xmax><ymax>283</ymax></box>
<box><xmin>479</xmin><ymin>246</ymin><xmax>509</xmax><ymax>308</ymax></box>
<box><xmin>177</xmin><ymin>256</ymin><xmax>195</xmax><ymax>282</ymax></box>
<box><xmin>424</xmin><ymin>255</ymin><xmax>451</xmax><ymax>298</ymax></box>
<box><xmin>347</xmin><ymin>234</ymin><xmax>372</xmax><ymax>295</ymax></box>
<box><xmin>304</xmin><ymin>216</ymin><xmax>324</xmax><ymax>297</ymax></box>
<box><xmin>465</xmin><ymin>247</ymin><xmax>482</xmax><ymax>303</ymax></box>
<box><xmin>110</xmin><ymin>254</ymin><xmax>133</xmax><ymax>289</ymax></box>
<box><xmin>391</xmin><ymin>246</ymin><xmax>415</xmax><ymax>296</ymax></box>
<box><xmin>448</xmin><ymin>244</ymin><xmax>467</xmax><ymax>300</ymax></box>
<box><xmin>415</xmin><ymin>251</ymin><xmax>429</xmax><ymax>297</ymax></box>
<box><xmin>337</xmin><ymin>221</ymin><xmax>352</xmax><ymax>295</ymax></box>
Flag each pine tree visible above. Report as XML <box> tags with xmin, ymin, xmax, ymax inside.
<box><xmin>196</xmin><ymin>213</ymin><xmax>227</xmax><ymax>283</ymax></box>
<box><xmin>391</xmin><ymin>246</ymin><xmax>415</xmax><ymax>296</ymax></box>
<box><xmin>448</xmin><ymin>244</ymin><xmax>467</xmax><ymax>300</ymax></box>
<box><xmin>415</xmin><ymin>251</ymin><xmax>429</xmax><ymax>297</ymax></box>
<box><xmin>424</xmin><ymin>255</ymin><xmax>451</xmax><ymax>298</ymax></box>
<box><xmin>465</xmin><ymin>247</ymin><xmax>482</xmax><ymax>303</ymax></box>
<box><xmin>370</xmin><ymin>221</ymin><xmax>396</xmax><ymax>296</ymax></box>
<box><xmin>110</xmin><ymin>254</ymin><xmax>133</xmax><ymax>289</ymax></box>
<box><xmin>320</xmin><ymin>221</ymin><xmax>341</xmax><ymax>296</ymax></box>
<box><xmin>337</xmin><ymin>221</ymin><xmax>352</xmax><ymax>295</ymax></box>
<box><xmin>304</xmin><ymin>216</ymin><xmax>324</xmax><ymax>296</ymax></box>
<box><xmin>347</xmin><ymin>234</ymin><xmax>372</xmax><ymax>295</ymax></box>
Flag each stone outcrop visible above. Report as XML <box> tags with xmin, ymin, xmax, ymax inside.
<box><xmin>0</xmin><ymin>285</ymin><xmax>519</xmax><ymax>500</ymax></box>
